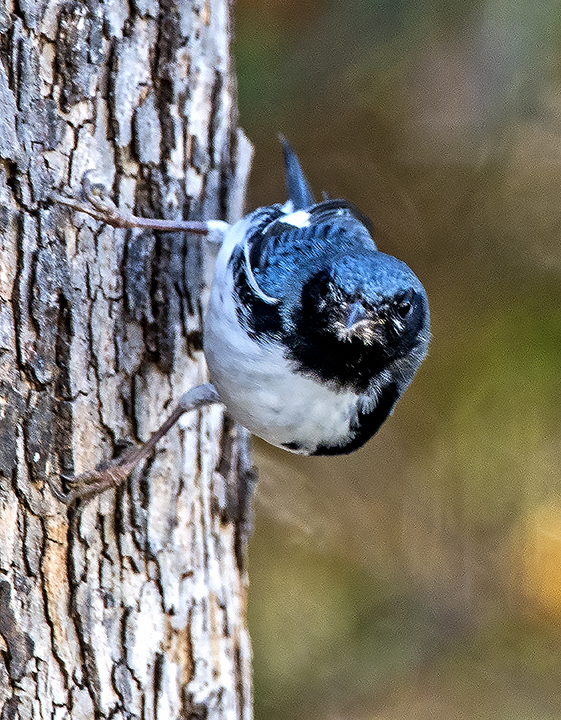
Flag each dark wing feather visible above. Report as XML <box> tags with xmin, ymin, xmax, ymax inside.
<box><xmin>279</xmin><ymin>136</ymin><xmax>315</xmax><ymax>210</ymax></box>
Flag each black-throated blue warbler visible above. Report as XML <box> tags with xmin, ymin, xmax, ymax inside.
<box><xmin>204</xmin><ymin>138</ymin><xmax>430</xmax><ymax>456</ymax></box>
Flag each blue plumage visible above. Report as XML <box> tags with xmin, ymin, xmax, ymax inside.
<box><xmin>203</xmin><ymin>139</ymin><xmax>430</xmax><ymax>455</ymax></box>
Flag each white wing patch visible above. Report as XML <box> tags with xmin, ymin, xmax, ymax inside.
<box><xmin>281</xmin><ymin>210</ymin><xmax>311</xmax><ymax>228</ymax></box>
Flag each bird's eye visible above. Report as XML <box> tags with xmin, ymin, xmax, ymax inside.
<box><xmin>396</xmin><ymin>299</ymin><xmax>412</xmax><ymax>318</ymax></box>
<box><xmin>317</xmin><ymin>275</ymin><xmax>332</xmax><ymax>298</ymax></box>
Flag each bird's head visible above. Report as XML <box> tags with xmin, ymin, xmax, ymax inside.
<box><xmin>314</xmin><ymin>254</ymin><xmax>427</xmax><ymax>344</ymax></box>
<box><xmin>287</xmin><ymin>253</ymin><xmax>429</xmax><ymax>390</ymax></box>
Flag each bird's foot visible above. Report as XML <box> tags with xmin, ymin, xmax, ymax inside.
<box><xmin>48</xmin><ymin>457</ymin><xmax>137</xmax><ymax>505</ymax></box>
<box><xmin>49</xmin><ymin>383</ymin><xmax>221</xmax><ymax>505</ymax></box>
<box><xmin>51</xmin><ymin>174</ymin><xmax>229</xmax><ymax>237</ymax></box>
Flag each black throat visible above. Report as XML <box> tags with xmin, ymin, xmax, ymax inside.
<box><xmin>312</xmin><ymin>381</ymin><xmax>400</xmax><ymax>455</ymax></box>
<box><xmin>284</xmin><ymin>326</ymin><xmax>391</xmax><ymax>392</ymax></box>
<box><xmin>284</xmin><ymin>289</ymin><xmax>396</xmax><ymax>393</ymax></box>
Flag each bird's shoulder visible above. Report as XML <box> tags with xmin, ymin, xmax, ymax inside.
<box><xmin>224</xmin><ymin>198</ymin><xmax>379</xmax><ymax>341</ymax></box>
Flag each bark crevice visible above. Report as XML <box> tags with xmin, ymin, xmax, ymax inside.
<box><xmin>0</xmin><ymin>0</ymin><xmax>254</xmax><ymax>717</ymax></box>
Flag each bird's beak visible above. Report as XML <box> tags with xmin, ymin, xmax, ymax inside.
<box><xmin>340</xmin><ymin>301</ymin><xmax>386</xmax><ymax>345</ymax></box>
<box><xmin>346</xmin><ymin>301</ymin><xmax>369</xmax><ymax>329</ymax></box>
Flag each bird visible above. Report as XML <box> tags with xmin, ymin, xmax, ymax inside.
<box><xmin>203</xmin><ymin>137</ymin><xmax>430</xmax><ymax>456</ymax></box>
<box><xmin>51</xmin><ymin>137</ymin><xmax>430</xmax><ymax>502</ymax></box>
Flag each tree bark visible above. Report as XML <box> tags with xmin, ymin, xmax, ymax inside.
<box><xmin>0</xmin><ymin>1</ymin><xmax>254</xmax><ymax>718</ymax></box>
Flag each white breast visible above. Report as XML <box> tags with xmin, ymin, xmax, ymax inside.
<box><xmin>203</xmin><ymin>219</ymin><xmax>360</xmax><ymax>454</ymax></box>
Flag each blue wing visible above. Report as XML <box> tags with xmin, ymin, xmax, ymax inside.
<box><xmin>246</xmin><ymin>199</ymin><xmax>376</xmax><ymax>289</ymax></box>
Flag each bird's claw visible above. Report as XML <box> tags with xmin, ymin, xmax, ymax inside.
<box><xmin>47</xmin><ymin>384</ymin><xmax>221</xmax><ymax>506</ymax></box>
<box><xmin>47</xmin><ymin>460</ymin><xmax>133</xmax><ymax>505</ymax></box>
<box><xmin>50</xmin><ymin>174</ymin><xmax>216</xmax><ymax>234</ymax></box>
<box><xmin>79</xmin><ymin>174</ymin><xmax>130</xmax><ymax>225</ymax></box>
<box><xmin>51</xmin><ymin>175</ymin><xmax>144</xmax><ymax>229</ymax></box>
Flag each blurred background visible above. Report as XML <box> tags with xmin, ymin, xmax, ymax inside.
<box><xmin>233</xmin><ymin>1</ymin><xmax>561</xmax><ymax>718</ymax></box>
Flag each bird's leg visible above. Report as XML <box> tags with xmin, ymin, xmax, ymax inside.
<box><xmin>48</xmin><ymin>177</ymin><xmax>226</xmax><ymax>504</ymax></box>
<box><xmin>51</xmin><ymin>174</ymin><xmax>229</xmax><ymax>241</ymax></box>
<box><xmin>49</xmin><ymin>383</ymin><xmax>221</xmax><ymax>505</ymax></box>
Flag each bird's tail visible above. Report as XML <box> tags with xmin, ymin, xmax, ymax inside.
<box><xmin>279</xmin><ymin>135</ymin><xmax>315</xmax><ymax>210</ymax></box>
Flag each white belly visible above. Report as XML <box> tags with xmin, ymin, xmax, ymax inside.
<box><xmin>203</xmin><ymin>225</ymin><xmax>360</xmax><ymax>453</ymax></box>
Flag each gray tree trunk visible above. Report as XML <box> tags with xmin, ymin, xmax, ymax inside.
<box><xmin>0</xmin><ymin>1</ymin><xmax>254</xmax><ymax>718</ymax></box>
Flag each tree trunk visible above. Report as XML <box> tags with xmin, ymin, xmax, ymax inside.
<box><xmin>0</xmin><ymin>1</ymin><xmax>254</xmax><ymax>718</ymax></box>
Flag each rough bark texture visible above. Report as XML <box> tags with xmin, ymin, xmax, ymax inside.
<box><xmin>0</xmin><ymin>1</ymin><xmax>254</xmax><ymax>718</ymax></box>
